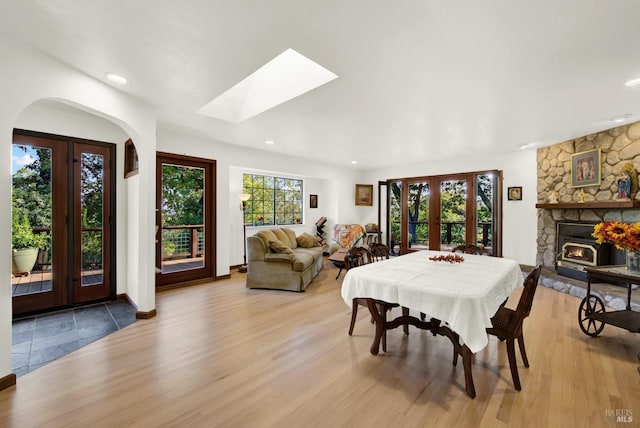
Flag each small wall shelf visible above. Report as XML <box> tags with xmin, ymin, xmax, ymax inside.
<box><xmin>124</xmin><ymin>139</ymin><xmax>139</xmax><ymax>178</ymax></box>
<box><xmin>536</xmin><ymin>201</ymin><xmax>640</xmax><ymax>210</ymax></box>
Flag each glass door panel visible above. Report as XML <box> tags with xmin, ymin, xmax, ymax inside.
<box><xmin>73</xmin><ymin>143</ymin><xmax>112</xmax><ymax>303</ymax></box>
<box><xmin>11</xmin><ymin>144</ymin><xmax>54</xmax><ymax>297</ymax></box>
<box><xmin>80</xmin><ymin>153</ymin><xmax>104</xmax><ymax>286</ymax></box>
<box><xmin>407</xmin><ymin>181</ymin><xmax>430</xmax><ymax>251</ymax></box>
<box><xmin>476</xmin><ymin>173</ymin><xmax>495</xmax><ymax>252</ymax></box>
<box><xmin>160</xmin><ymin>163</ymin><xmax>205</xmax><ymax>273</ymax></box>
<box><xmin>440</xmin><ymin>179</ymin><xmax>467</xmax><ymax>251</ymax></box>
<box><xmin>388</xmin><ymin>180</ymin><xmax>402</xmax><ymax>255</ymax></box>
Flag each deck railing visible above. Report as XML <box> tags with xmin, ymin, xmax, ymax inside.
<box><xmin>161</xmin><ymin>224</ymin><xmax>204</xmax><ymax>260</ymax></box>
<box><xmin>392</xmin><ymin>221</ymin><xmax>493</xmax><ymax>247</ymax></box>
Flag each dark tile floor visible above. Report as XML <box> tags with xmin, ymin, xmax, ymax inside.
<box><xmin>11</xmin><ymin>301</ymin><xmax>137</xmax><ymax>377</ymax></box>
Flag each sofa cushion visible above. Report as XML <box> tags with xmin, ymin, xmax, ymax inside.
<box><xmin>272</xmin><ymin>229</ymin><xmax>292</xmax><ymax>248</ymax></box>
<box><xmin>282</xmin><ymin>228</ymin><xmax>298</xmax><ymax>249</ymax></box>
<box><xmin>297</xmin><ymin>232</ymin><xmax>320</xmax><ymax>248</ymax></box>
<box><xmin>269</xmin><ymin>239</ymin><xmax>294</xmax><ymax>254</ymax></box>
<box><xmin>292</xmin><ymin>253</ymin><xmax>314</xmax><ymax>272</ymax></box>
<box><xmin>256</xmin><ymin>230</ymin><xmax>279</xmax><ymax>250</ymax></box>
<box><xmin>264</xmin><ymin>253</ymin><xmax>295</xmax><ymax>263</ymax></box>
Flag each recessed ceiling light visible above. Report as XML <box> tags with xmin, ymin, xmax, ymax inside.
<box><xmin>625</xmin><ymin>77</ymin><xmax>640</xmax><ymax>87</ymax></box>
<box><xmin>612</xmin><ymin>114</ymin><xmax>632</xmax><ymax>123</ymax></box>
<box><xmin>351</xmin><ymin>160</ymin><xmax>358</xmax><ymax>165</ymax></box>
<box><xmin>105</xmin><ymin>72</ymin><xmax>127</xmax><ymax>84</ymax></box>
<box><xmin>197</xmin><ymin>48</ymin><xmax>338</xmax><ymax>123</ymax></box>
<box><xmin>264</xmin><ymin>140</ymin><xmax>275</xmax><ymax>145</ymax></box>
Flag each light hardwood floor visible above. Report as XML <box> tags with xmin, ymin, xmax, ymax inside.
<box><xmin>1</xmin><ymin>258</ymin><xmax>638</xmax><ymax>427</ymax></box>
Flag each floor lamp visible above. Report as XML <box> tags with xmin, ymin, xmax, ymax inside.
<box><xmin>238</xmin><ymin>193</ymin><xmax>251</xmax><ymax>273</ymax></box>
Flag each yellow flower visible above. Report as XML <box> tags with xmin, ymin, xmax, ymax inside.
<box><xmin>593</xmin><ymin>221</ymin><xmax>640</xmax><ymax>252</ymax></box>
<box><xmin>604</xmin><ymin>221</ymin><xmax>628</xmax><ymax>241</ymax></box>
<box><xmin>592</xmin><ymin>223</ymin><xmax>605</xmax><ymax>243</ymax></box>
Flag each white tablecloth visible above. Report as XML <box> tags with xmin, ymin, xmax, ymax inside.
<box><xmin>341</xmin><ymin>250</ymin><xmax>524</xmax><ymax>353</ymax></box>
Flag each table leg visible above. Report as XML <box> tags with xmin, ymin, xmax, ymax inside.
<box><xmin>402</xmin><ymin>306</ymin><xmax>410</xmax><ymax>335</ymax></box>
<box><xmin>432</xmin><ymin>323</ymin><xmax>476</xmax><ymax>399</ymax></box>
<box><xmin>363</xmin><ymin>298</ymin><xmax>477</xmax><ymax>399</ymax></box>
<box><xmin>461</xmin><ymin>345</ymin><xmax>476</xmax><ymax>399</ymax></box>
<box><xmin>366</xmin><ymin>298</ymin><xmax>384</xmax><ymax>355</ymax></box>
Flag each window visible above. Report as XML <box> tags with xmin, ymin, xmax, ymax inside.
<box><xmin>243</xmin><ymin>174</ymin><xmax>302</xmax><ymax>225</ymax></box>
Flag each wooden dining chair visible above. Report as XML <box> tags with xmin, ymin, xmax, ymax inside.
<box><xmin>369</xmin><ymin>242</ymin><xmax>390</xmax><ymax>262</ymax></box>
<box><xmin>485</xmin><ymin>264</ymin><xmax>542</xmax><ymax>391</ymax></box>
<box><xmin>346</xmin><ymin>246</ymin><xmax>397</xmax><ymax>351</ymax></box>
<box><xmin>451</xmin><ymin>243</ymin><xmax>492</xmax><ymax>256</ymax></box>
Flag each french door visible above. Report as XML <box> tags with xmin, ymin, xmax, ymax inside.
<box><xmin>12</xmin><ymin>130</ymin><xmax>115</xmax><ymax>316</ymax></box>
<box><xmin>155</xmin><ymin>152</ymin><xmax>216</xmax><ymax>287</ymax></box>
<box><xmin>386</xmin><ymin>171</ymin><xmax>502</xmax><ymax>256</ymax></box>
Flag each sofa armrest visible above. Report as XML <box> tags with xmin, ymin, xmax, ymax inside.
<box><xmin>265</xmin><ymin>253</ymin><xmax>295</xmax><ymax>263</ymax></box>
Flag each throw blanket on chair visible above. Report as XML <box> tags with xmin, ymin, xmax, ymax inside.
<box><xmin>332</xmin><ymin>224</ymin><xmax>366</xmax><ymax>249</ymax></box>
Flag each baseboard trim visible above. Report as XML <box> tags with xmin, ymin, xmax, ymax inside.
<box><xmin>116</xmin><ymin>293</ymin><xmax>156</xmax><ymax>319</ymax></box>
<box><xmin>136</xmin><ymin>309</ymin><xmax>157</xmax><ymax>319</ymax></box>
<box><xmin>0</xmin><ymin>373</ymin><xmax>16</xmax><ymax>392</ymax></box>
<box><xmin>116</xmin><ymin>293</ymin><xmax>135</xmax><ymax>306</ymax></box>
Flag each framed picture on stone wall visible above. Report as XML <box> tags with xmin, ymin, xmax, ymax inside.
<box><xmin>571</xmin><ymin>148</ymin><xmax>601</xmax><ymax>188</ymax></box>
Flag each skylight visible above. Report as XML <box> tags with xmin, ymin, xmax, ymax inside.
<box><xmin>197</xmin><ymin>48</ymin><xmax>338</xmax><ymax>123</ymax></box>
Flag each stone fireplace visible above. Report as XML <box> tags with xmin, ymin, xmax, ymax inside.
<box><xmin>536</xmin><ymin>121</ymin><xmax>640</xmax><ymax>280</ymax></box>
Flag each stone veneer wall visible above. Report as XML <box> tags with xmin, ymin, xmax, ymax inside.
<box><xmin>536</xmin><ymin>121</ymin><xmax>640</xmax><ymax>269</ymax></box>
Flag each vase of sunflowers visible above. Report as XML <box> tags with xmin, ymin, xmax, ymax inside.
<box><xmin>592</xmin><ymin>221</ymin><xmax>640</xmax><ymax>273</ymax></box>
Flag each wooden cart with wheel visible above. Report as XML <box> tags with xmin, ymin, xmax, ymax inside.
<box><xmin>579</xmin><ymin>265</ymin><xmax>640</xmax><ymax>337</ymax></box>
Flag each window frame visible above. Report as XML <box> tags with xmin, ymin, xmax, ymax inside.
<box><xmin>242</xmin><ymin>173</ymin><xmax>303</xmax><ymax>226</ymax></box>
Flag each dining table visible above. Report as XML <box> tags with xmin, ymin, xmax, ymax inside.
<box><xmin>341</xmin><ymin>250</ymin><xmax>524</xmax><ymax>398</ymax></box>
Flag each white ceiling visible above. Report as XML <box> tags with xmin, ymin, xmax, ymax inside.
<box><xmin>2</xmin><ymin>1</ymin><xmax>640</xmax><ymax>169</ymax></box>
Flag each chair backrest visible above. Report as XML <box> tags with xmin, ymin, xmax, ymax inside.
<box><xmin>369</xmin><ymin>243</ymin><xmax>390</xmax><ymax>262</ymax></box>
<box><xmin>451</xmin><ymin>243</ymin><xmax>492</xmax><ymax>256</ymax></box>
<box><xmin>344</xmin><ymin>246</ymin><xmax>373</xmax><ymax>270</ymax></box>
<box><xmin>515</xmin><ymin>265</ymin><xmax>542</xmax><ymax>318</ymax></box>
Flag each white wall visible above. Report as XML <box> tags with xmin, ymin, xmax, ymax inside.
<box><xmin>0</xmin><ymin>35</ymin><xmax>157</xmax><ymax>380</ymax></box>
<box><xmin>157</xmin><ymin>128</ymin><xmax>361</xmax><ymax>271</ymax></box>
<box><xmin>361</xmin><ymin>149</ymin><xmax>538</xmax><ymax>265</ymax></box>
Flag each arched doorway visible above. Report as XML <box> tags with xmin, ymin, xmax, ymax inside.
<box><xmin>11</xmin><ymin>100</ymin><xmax>128</xmax><ymax>316</ymax></box>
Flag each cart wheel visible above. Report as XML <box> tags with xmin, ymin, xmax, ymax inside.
<box><xmin>578</xmin><ymin>295</ymin><xmax>605</xmax><ymax>337</ymax></box>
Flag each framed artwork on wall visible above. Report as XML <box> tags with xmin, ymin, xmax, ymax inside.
<box><xmin>571</xmin><ymin>148</ymin><xmax>601</xmax><ymax>188</ymax></box>
<box><xmin>355</xmin><ymin>184</ymin><xmax>373</xmax><ymax>206</ymax></box>
<box><xmin>310</xmin><ymin>194</ymin><xmax>318</xmax><ymax>208</ymax></box>
<box><xmin>507</xmin><ymin>186</ymin><xmax>522</xmax><ymax>201</ymax></box>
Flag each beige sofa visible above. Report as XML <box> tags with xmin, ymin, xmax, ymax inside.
<box><xmin>246</xmin><ymin>228</ymin><xmax>324</xmax><ymax>291</ymax></box>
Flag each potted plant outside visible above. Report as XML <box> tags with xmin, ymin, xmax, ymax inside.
<box><xmin>12</xmin><ymin>212</ymin><xmax>47</xmax><ymax>276</ymax></box>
